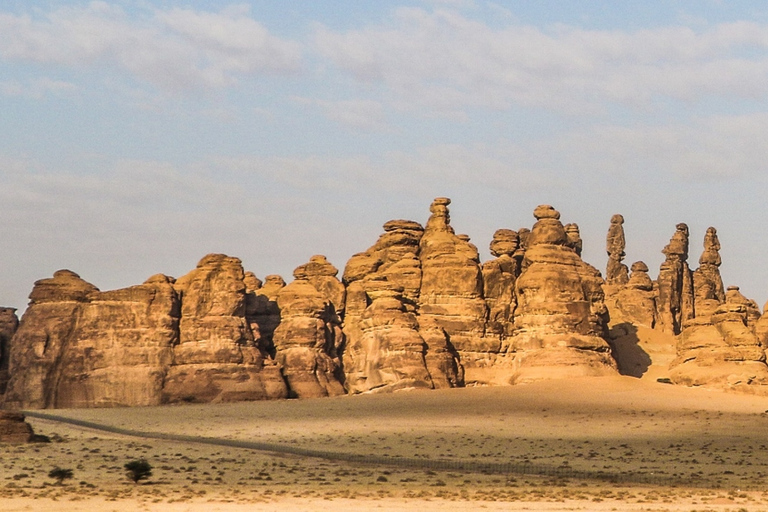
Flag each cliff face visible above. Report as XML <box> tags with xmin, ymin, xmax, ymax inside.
<box><xmin>3</xmin><ymin>259</ymin><xmax>287</xmax><ymax>409</ymax></box>
<box><xmin>0</xmin><ymin>307</ymin><xmax>19</xmax><ymax>395</ymax></box>
<box><xmin>4</xmin><ymin>198</ymin><xmax>767</xmax><ymax>409</ymax></box>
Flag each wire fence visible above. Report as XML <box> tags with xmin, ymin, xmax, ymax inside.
<box><xmin>22</xmin><ymin>410</ymin><xmax>737</xmax><ymax>489</ymax></box>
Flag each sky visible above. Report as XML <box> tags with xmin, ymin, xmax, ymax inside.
<box><xmin>3</xmin><ymin>0</ymin><xmax>768</xmax><ymax>314</ymax></box>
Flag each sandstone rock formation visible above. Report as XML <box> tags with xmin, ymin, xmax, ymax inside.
<box><xmin>164</xmin><ymin>254</ymin><xmax>287</xmax><ymax>403</ymax></box>
<box><xmin>0</xmin><ymin>411</ymin><xmax>35</xmax><ymax>443</ymax></box>
<box><xmin>3</xmin><ymin>257</ymin><xmax>288</xmax><ymax>409</ymax></box>
<box><xmin>342</xmin><ymin>217</ymin><xmax>461</xmax><ymax>393</ymax></box>
<box><xmin>564</xmin><ymin>223</ymin><xmax>583</xmax><ymax>257</ymax></box>
<box><xmin>3</xmin><ymin>270</ymin><xmax>100</xmax><ymax>409</ymax></box>
<box><xmin>657</xmin><ymin>223</ymin><xmax>695</xmax><ymax>334</ymax></box>
<box><xmin>246</xmin><ymin>274</ymin><xmax>285</xmax><ymax>356</ymax></box>
<box><xmin>0</xmin><ymin>308</ymin><xmax>18</xmax><ymax>395</ymax></box>
<box><xmin>482</xmin><ymin>229</ymin><xmax>519</xmax><ymax>338</ymax></box>
<box><xmin>7</xmin><ymin>198</ymin><xmax>768</xmax><ymax>407</ymax></box>
<box><xmin>605</xmin><ymin>214</ymin><xmax>629</xmax><ymax>285</ymax></box>
<box><xmin>271</xmin><ymin>257</ymin><xmax>346</xmax><ymax>398</ymax></box>
<box><xmin>671</xmin><ymin>285</ymin><xmax>768</xmax><ymax>391</ymax></box>
<box><xmin>605</xmin><ymin>261</ymin><xmax>657</xmax><ymax>329</ymax></box>
<box><xmin>418</xmin><ymin>197</ymin><xmax>487</xmax><ymax>385</ymax></box>
<box><xmin>693</xmin><ymin>227</ymin><xmax>726</xmax><ymax>315</ymax></box>
<box><xmin>509</xmin><ymin>205</ymin><xmax>617</xmax><ymax>383</ymax></box>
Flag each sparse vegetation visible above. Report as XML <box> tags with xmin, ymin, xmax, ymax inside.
<box><xmin>124</xmin><ymin>459</ymin><xmax>152</xmax><ymax>484</ymax></box>
<box><xmin>48</xmin><ymin>466</ymin><xmax>74</xmax><ymax>485</ymax></box>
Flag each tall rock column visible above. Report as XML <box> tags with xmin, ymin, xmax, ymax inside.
<box><xmin>508</xmin><ymin>205</ymin><xmax>617</xmax><ymax>383</ymax></box>
<box><xmin>605</xmin><ymin>214</ymin><xmax>629</xmax><ymax>285</ymax></box>
<box><xmin>272</xmin><ymin>257</ymin><xmax>346</xmax><ymax>398</ymax></box>
<box><xmin>693</xmin><ymin>227</ymin><xmax>726</xmax><ymax>316</ymax></box>
<box><xmin>657</xmin><ymin>223</ymin><xmax>695</xmax><ymax>334</ymax></box>
<box><xmin>419</xmin><ymin>197</ymin><xmax>491</xmax><ymax>385</ymax></box>
<box><xmin>481</xmin><ymin>229</ymin><xmax>519</xmax><ymax>338</ymax></box>
<box><xmin>342</xmin><ymin>219</ymin><xmax>458</xmax><ymax>393</ymax></box>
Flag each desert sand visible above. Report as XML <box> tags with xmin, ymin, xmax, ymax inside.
<box><xmin>4</xmin><ymin>365</ymin><xmax>768</xmax><ymax>512</ymax></box>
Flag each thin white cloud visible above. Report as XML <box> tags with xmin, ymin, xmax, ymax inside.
<box><xmin>0</xmin><ymin>77</ymin><xmax>76</xmax><ymax>98</ymax></box>
<box><xmin>315</xmin><ymin>8</ymin><xmax>768</xmax><ymax>115</ymax></box>
<box><xmin>0</xmin><ymin>2</ymin><xmax>301</xmax><ymax>91</ymax></box>
<box><xmin>293</xmin><ymin>96</ymin><xmax>388</xmax><ymax>130</ymax></box>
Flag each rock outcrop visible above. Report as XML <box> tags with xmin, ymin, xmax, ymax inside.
<box><xmin>482</xmin><ymin>229</ymin><xmax>519</xmax><ymax>338</ymax></box>
<box><xmin>3</xmin><ymin>257</ymin><xmax>288</xmax><ymax>409</ymax></box>
<box><xmin>0</xmin><ymin>411</ymin><xmax>35</xmax><ymax>443</ymax></box>
<box><xmin>605</xmin><ymin>261</ymin><xmax>657</xmax><ymax>329</ymax></box>
<box><xmin>342</xmin><ymin>217</ymin><xmax>461</xmax><ymax>393</ymax></box>
<box><xmin>272</xmin><ymin>257</ymin><xmax>346</xmax><ymax>398</ymax></box>
<box><xmin>0</xmin><ymin>308</ymin><xmax>19</xmax><ymax>395</ymax></box>
<box><xmin>693</xmin><ymin>227</ymin><xmax>726</xmax><ymax>315</ymax></box>
<box><xmin>418</xmin><ymin>197</ymin><xmax>487</xmax><ymax>385</ymax></box>
<box><xmin>605</xmin><ymin>214</ymin><xmax>629</xmax><ymax>285</ymax></box>
<box><xmin>164</xmin><ymin>254</ymin><xmax>287</xmax><ymax>403</ymax></box>
<box><xmin>671</xmin><ymin>285</ymin><xmax>768</xmax><ymax>391</ymax></box>
<box><xmin>3</xmin><ymin>270</ymin><xmax>100</xmax><ymax>409</ymax></box>
<box><xmin>657</xmin><ymin>223</ymin><xmax>695</xmax><ymax>334</ymax></box>
<box><xmin>509</xmin><ymin>205</ymin><xmax>617</xmax><ymax>383</ymax></box>
<box><xmin>8</xmin><ymin>198</ymin><xmax>768</xmax><ymax>406</ymax></box>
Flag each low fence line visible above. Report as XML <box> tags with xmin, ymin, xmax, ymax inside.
<box><xmin>22</xmin><ymin>410</ymin><xmax>729</xmax><ymax>489</ymax></box>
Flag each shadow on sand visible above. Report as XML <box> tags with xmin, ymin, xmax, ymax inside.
<box><xmin>608</xmin><ymin>322</ymin><xmax>652</xmax><ymax>378</ymax></box>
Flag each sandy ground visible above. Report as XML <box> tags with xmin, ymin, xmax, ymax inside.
<box><xmin>2</xmin><ymin>328</ymin><xmax>768</xmax><ymax>511</ymax></box>
<box><xmin>4</xmin><ymin>372</ymin><xmax>768</xmax><ymax>511</ymax></box>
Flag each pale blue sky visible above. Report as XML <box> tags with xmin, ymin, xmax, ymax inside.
<box><xmin>3</xmin><ymin>0</ymin><xmax>768</xmax><ymax>313</ymax></box>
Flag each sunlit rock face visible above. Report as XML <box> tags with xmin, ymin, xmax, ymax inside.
<box><xmin>342</xmin><ymin>215</ymin><xmax>461</xmax><ymax>393</ymax></box>
<box><xmin>3</xmin><ymin>256</ymin><xmax>288</xmax><ymax>410</ymax></box>
<box><xmin>10</xmin><ymin>197</ymin><xmax>768</xmax><ymax>408</ymax></box>
<box><xmin>3</xmin><ymin>270</ymin><xmax>177</xmax><ymax>409</ymax></box>
<box><xmin>508</xmin><ymin>205</ymin><xmax>617</xmax><ymax>384</ymax></box>
<box><xmin>164</xmin><ymin>254</ymin><xmax>287</xmax><ymax>404</ymax></box>
<box><xmin>671</xmin><ymin>285</ymin><xmax>768</xmax><ymax>392</ymax></box>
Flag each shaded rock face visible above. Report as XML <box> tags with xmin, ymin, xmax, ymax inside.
<box><xmin>657</xmin><ymin>224</ymin><xmax>695</xmax><ymax>334</ymax></box>
<box><xmin>0</xmin><ymin>308</ymin><xmax>19</xmax><ymax>395</ymax></box>
<box><xmin>693</xmin><ymin>227</ymin><xmax>726</xmax><ymax>317</ymax></box>
<box><xmin>3</xmin><ymin>258</ymin><xmax>288</xmax><ymax>409</ymax></box>
<box><xmin>509</xmin><ymin>205</ymin><xmax>617</xmax><ymax>383</ymax></box>
<box><xmin>671</xmin><ymin>285</ymin><xmax>768</xmax><ymax>390</ymax></box>
<box><xmin>246</xmin><ymin>274</ymin><xmax>285</xmax><ymax>357</ymax></box>
<box><xmin>164</xmin><ymin>254</ymin><xmax>287</xmax><ymax>404</ymax></box>
<box><xmin>0</xmin><ymin>411</ymin><xmax>34</xmax><ymax>443</ymax></box>
<box><xmin>482</xmin><ymin>229</ymin><xmax>519</xmax><ymax>338</ymax></box>
<box><xmin>605</xmin><ymin>214</ymin><xmax>629</xmax><ymax>285</ymax></box>
<box><xmin>271</xmin><ymin>257</ymin><xmax>346</xmax><ymax>398</ymax></box>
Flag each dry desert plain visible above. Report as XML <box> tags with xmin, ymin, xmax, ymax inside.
<box><xmin>4</xmin><ymin>329</ymin><xmax>768</xmax><ymax>511</ymax></box>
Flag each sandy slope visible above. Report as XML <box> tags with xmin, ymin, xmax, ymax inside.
<box><xmin>4</xmin><ymin>372</ymin><xmax>768</xmax><ymax>511</ymax></box>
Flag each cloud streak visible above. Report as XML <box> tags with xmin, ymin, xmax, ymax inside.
<box><xmin>315</xmin><ymin>8</ymin><xmax>768</xmax><ymax>115</ymax></box>
<box><xmin>0</xmin><ymin>2</ymin><xmax>301</xmax><ymax>91</ymax></box>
